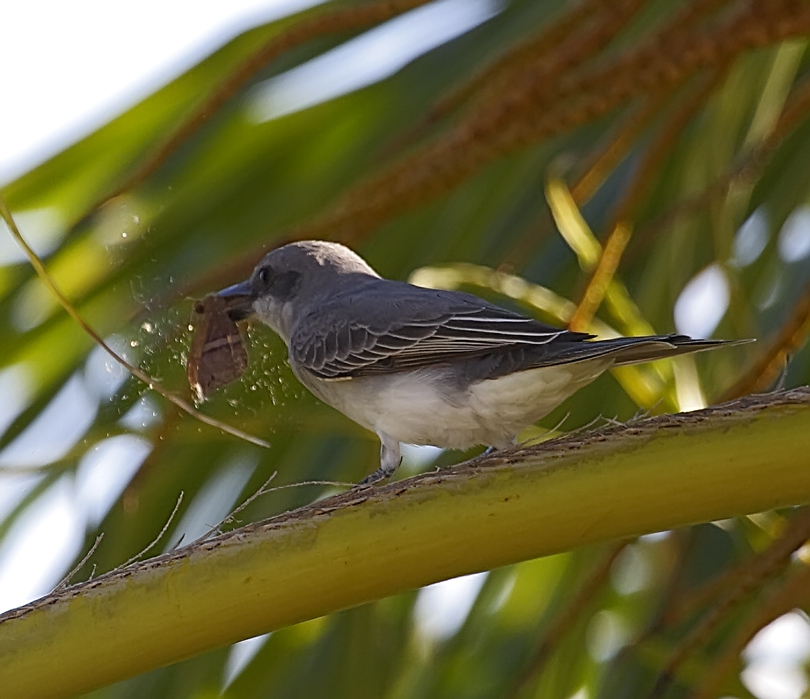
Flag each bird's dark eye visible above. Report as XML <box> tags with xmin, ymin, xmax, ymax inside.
<box><xmin>255</xmin><ymin>265</ymin><xmax>300</xmax><ymax>300</ymax></box>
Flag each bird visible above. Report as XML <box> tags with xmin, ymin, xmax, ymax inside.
<box><xmin>209</xmin><ymin>240</ymin><xmax>740</xmax><ymax>485</ymax></box>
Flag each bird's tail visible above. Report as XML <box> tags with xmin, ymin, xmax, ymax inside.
<box><xmin>567</xmin><ymin>335</ymin><xmax>751</xmax><ymax>367</ymax></box>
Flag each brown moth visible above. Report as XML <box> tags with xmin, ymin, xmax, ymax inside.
<box><xmin>187</xmin><ymin>294</ymin><xmax>248</xmax><ymax>401</ymax></box>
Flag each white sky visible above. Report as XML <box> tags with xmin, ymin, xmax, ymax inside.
<box><xmin>0</xmin><ymin>0</ymin><xmax>320</xmax><ymax>184</ymax></box>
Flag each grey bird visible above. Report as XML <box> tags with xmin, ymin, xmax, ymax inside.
<box><xmin>216</xmin><ymin>240</ymin><xmax>738</xmax><ymax>485</ymax></box>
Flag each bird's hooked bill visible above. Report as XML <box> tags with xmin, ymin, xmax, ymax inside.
<box><xmin>216</xmin><ymin>281</ymin><xmax>256</xmax><ymax>321</ymax></box>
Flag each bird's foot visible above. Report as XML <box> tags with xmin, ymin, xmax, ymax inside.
<box><xmin>356</xmin><ymin>457</ymin><xmax>403</xmax><ymax>488</ymax></box>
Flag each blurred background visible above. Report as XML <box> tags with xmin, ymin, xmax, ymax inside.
<box><xmin>2</xmin><ymin>0</ymin><xmax>810</xmax><ymax>697</ymax></box>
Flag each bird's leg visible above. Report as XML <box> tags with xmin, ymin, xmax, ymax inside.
<box><xmin>480</xmin><ymin>436</ymin><xmax>517</xmax><ymax>458</ymax></box>
<box><xmin>358</xmin><ymin>435</ymin><xmax>402</xmax><ymax>486</ymax></box>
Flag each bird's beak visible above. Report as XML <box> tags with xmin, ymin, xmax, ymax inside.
<box><xmin>216</xmin><ymin>280</ymin><xmax>256</xmax><ymax>321</ymax></box>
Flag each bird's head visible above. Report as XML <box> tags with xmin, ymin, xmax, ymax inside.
<box><xmin>216</xmin><ymin>240</ymin><xmax>379</xmax><ymax>341</ymax></box>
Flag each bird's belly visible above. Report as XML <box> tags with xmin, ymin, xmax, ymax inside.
<box><xmin>298</xmin><ymin>360</ymin><xmax>610</xmax><ymax>450</ymax></box>
<box><xmin>362</xmin><ymin>373</ymin><xmax>489</xmax><ymax>449</ymax></box>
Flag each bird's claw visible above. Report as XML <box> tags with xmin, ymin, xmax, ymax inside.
<box><xmin>356</xmin><ymin>456</ymin><xmax>403</xmax><ymax>488</ymax></box>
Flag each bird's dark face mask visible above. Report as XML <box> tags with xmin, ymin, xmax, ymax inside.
<box><xmin>253</xmin><ymin>265</ymin><xmax>302</xmax><ymax>304</ymax></box>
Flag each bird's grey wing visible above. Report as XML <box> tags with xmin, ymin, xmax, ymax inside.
<box><xmin>289</xmin><ymin>281</ymin><xmax>589</xmax><ymax>379</ymax></box>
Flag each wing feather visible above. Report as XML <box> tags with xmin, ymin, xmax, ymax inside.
<box><xmin>289</xmin><ymin>282</ymin><xmax>586</xmax><ymax>379</ymax></box>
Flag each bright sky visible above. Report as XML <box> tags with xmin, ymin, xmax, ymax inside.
<box><xmin>0</xmin><ymin>0</ymin><xmax>320</xmax><ymax>184</ymax></box>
